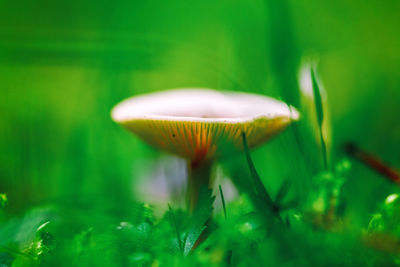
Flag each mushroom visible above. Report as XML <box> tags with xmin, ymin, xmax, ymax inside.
<box><xmin>111</xmin><ymin>88</ymin><xmax>299</xmax><ymax>211</ymax></box>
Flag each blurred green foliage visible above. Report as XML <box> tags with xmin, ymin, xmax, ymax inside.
<box><xmin>1</xmin><ymin>0</ymin><xmax>400</xmax><ymax>266</ymax></box>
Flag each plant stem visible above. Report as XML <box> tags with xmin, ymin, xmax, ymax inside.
<box><xmin>187</xmin><ymin>160</ymin><xmax>213</xmax><ymax>212</ymax></box>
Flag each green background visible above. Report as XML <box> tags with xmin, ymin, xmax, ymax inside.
<box><xmin>1</xmin><ymin>0</ymin><xmax>399</xmax><ymax>232</ymax></box>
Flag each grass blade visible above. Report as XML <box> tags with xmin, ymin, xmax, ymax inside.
<box><xmin>182</xmin><ymin>187</ymin><xmax>215</xmax><ymax>255</ymax></box>
<box><xmin>311</xmin><ymin>67</ymin><xmax>328</xmax><ymax>171</ymax></box>
<box><xmin>219</xmin><ymin>185</ymin><xmax>227</xmax><ymax>220</ymax></box>
<box><xmin>241</xmin><ymin>132</ymin><xmax>282</xmax><ymax>223</ymax></box>
<box><xmin>242</xmin><ymin>132</ymin><xmax>274</xmax><ymax>206</ymax></box>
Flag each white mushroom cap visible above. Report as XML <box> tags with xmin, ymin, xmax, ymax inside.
<box><xmin>112</xmin><ymin>88</ymin><xmax>299</xmax><ymax>165</ymax></box>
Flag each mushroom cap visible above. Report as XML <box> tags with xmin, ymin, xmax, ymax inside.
<box><xmin>112</xmin><ymin>88</ymin><xmax>299</xmax><ymax>165</ymax></box>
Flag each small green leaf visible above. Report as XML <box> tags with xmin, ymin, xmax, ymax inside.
<box><xmin>167</xmin><ymin>204</ymin><xmax>183</xmax><ymax>254</ymax></box>
<box><xmin>182</xmin><ymin>186</ymin><xmax>215</xmax><ymax>256</ymax></box>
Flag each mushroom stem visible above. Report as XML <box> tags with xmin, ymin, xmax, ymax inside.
<box><xmin>187</xmin><ymin>160</ymin><xmax>213</xmax><ymax>212</ymax></box>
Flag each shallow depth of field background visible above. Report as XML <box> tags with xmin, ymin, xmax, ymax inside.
<box><xmin>1</xmin><ymin>0</ymin><xmax>399</xmax><ymax>234</ymax></box>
